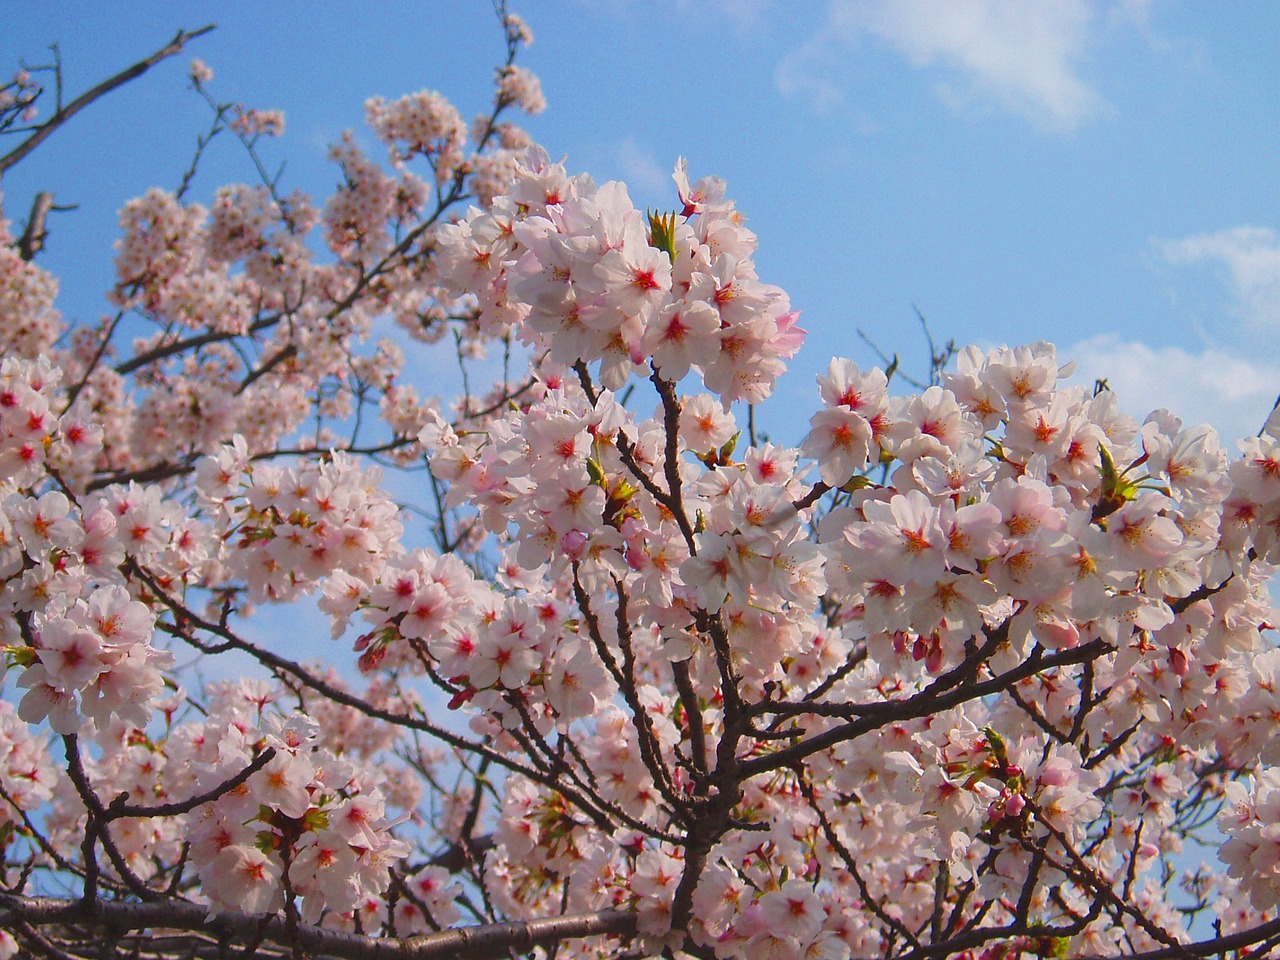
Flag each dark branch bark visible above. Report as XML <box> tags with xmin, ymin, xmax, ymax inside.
<box><xmin>0</xmin><ymin>895</ymin><xmax>637</xmax><ymax>960</ymax></box>
<box><xmin>736</xmin><ymin>639</ymin><xmax>1112</xmax><ymax>779</ymax></box>
<box><xmin>17</xmin><ymin>190</ymin><xmax>54</xmax><ymax>259</ymax></box>
<box><xmin>108</xmin><ymin>747</ymin><xmax>275</xmax><ymax>818</ymax></box>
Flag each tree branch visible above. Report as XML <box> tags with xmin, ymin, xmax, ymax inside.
<box><xmin>0</xmin><ymin>25</ymin><xmax>215</xmax><ymax>176</ymax></box>
<box><xmin>0</xmin><ymin>896</ymin><xmax>637</xmax><ymax>960</ymax></box>
<box><xmin>16</xmin><ymin>190</ymin><xmax>54</xmax><ymax>259</ymax></box>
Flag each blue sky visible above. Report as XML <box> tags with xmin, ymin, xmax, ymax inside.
<box><xmin>7</xmin><ymin>0</ymin><xmax>1280</xmax><ymax>447</ymax></box>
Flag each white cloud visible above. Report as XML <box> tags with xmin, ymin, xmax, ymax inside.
<box><xmin>614</xmin><ymin>136</ymin><xmax>671</xmax><ymax>203</ymax></box>
<box><xmin>1067</xmin><ymin>334</ymin><xmax>1280</xmax><ymax>445</ymax></box>
<box><xmin>775</xmin><ymin>35</ymin><xmax>846</xmax><ymax>114</ymax></box>
<box><xmin>1160</xmin><ymin>225</ymin><xmax>1280</xmax><ymax>328</ymax></box>
<box><xmin>783</xmin><ymin>0</ymin><xmax>1109</xmax><ymax>132</ymax></box>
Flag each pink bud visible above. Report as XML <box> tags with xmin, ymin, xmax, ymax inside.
<box><xmin>1037</xmin><ymin>756</ymin><xmax>1073</xmax><ymax>788</ymax></box>
<box><xmin>448</xmin><ymin>686</ymin><xmax>476</xmax><ymax>710</ymax></box>
<box><xmin>560</xmin><ymin>529</ymin><xmax>588</xmax><ymax>560</ymax></box>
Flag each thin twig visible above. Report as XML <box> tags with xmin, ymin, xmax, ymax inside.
<box><xmin>0</xmin><ymin>25</ymin><xmax>216</xmax><ymax>175</ymax></box>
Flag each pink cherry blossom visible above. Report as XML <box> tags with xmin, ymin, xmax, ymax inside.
<box><xmin>0</xmin><ymin>23</ymin><xmax>1277</xmax><ymax>960</ymax></box>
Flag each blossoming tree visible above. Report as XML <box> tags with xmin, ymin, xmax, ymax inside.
<box><xmin>2</xmin><ymin>10</ymin><xmax>1280</xmax><ymax>960</ymax></box>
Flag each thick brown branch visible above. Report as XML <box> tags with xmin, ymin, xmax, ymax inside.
<box><xmin>0</xmin><ymin>895</ymin><xmax>637</xmax><ymax>960</ymax></box>
<box><xmin>17</xmin><ymin>190</ymin><xmax>53</xmax><ymax>259</ymax></box>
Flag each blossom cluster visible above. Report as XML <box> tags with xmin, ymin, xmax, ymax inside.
<box><xmin>182</xmin><ymin>689</ymin><xmax>410</xmax><ymax>921</ymax></box>
<box><xmin>3</xmin><ymin>24</ymin><xmax>1280</xmax><ymax>960</ymax></box>
<box><xmin>383</xmin><ymin>148</ymin><xmax>1280</xmax><ymax>957</ymax></box>
<box><xmin>25</xmin><ymin>679</ymin><xmax>419</xmax><ymax>926</ymax></box>
<box><xmin>0</xmin><ymin>68</ymin><xmax>40</xmax><ymax>128</ymax></box>
<box><xmin>0</xmin><ymin>208</ymin><xmax>60</xmax><ymax>359</ymax></box>
<box><xmin>432</xmin><ymin>151</ymin><xmax>804</xmax><ymax>400</ymax></box>
<box><xmin>195</xmin><ymin>437</ymin><xmax>403</xmax><ymax>607</ymax></box>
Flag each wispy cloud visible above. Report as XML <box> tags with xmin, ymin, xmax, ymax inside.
<box><xmin>1068</xmin><ymin>334</ymin><xmax>1280</xmax><ymax>444</ymax></box>
<box><xmin>775</xmin><ymin>35</ymin><xmax>846</xmax><ymax>114</ymax></box>
<box><xmin>1094</xmin><ymin>221</ymin><xmax>1280</xmax><ymax>443</ymax></box>
<box><xmin>613</xmin><ymin>136</ymin><xmax>671</xmax><ymax>205</ymax></box>
<box><xmin>1160</xmin><ymin>225</ymin><xmax>1280</xmax><ymax>328</ymax></box>
<box><xmin>782</xmin><ymin>0</ymin><xmax>1110</xmax><ymax>133</ymax></box>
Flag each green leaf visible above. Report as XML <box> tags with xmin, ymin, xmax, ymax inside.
<box><xmin>647</xmin><ymin>210</ymin><xmax>678</xmax><ymax>263</ymax></box>
<box><xmin>7</xmin><ymin>646</ymin><xmax>37</xmax><ymax>668</ymax></box>
<box><xmin>983</xmin><ymin>727</ymin><xmax>1009</xmax><ymax>768</ymax></box>
<box><xmin>719</xmin><ymin>430</ymin><xmax>739</xmax><ymax>462</ymax></box>
<box><xmin>586</xmin><ymin>456</ymin><xmax>606</xmax><ymax>487</ymax></box>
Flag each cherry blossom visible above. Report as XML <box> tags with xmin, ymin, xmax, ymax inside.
<box><xmin>1</xmin><ymin>13</ymin><xmax>1279</xmax><ymax>960</ymax></box>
